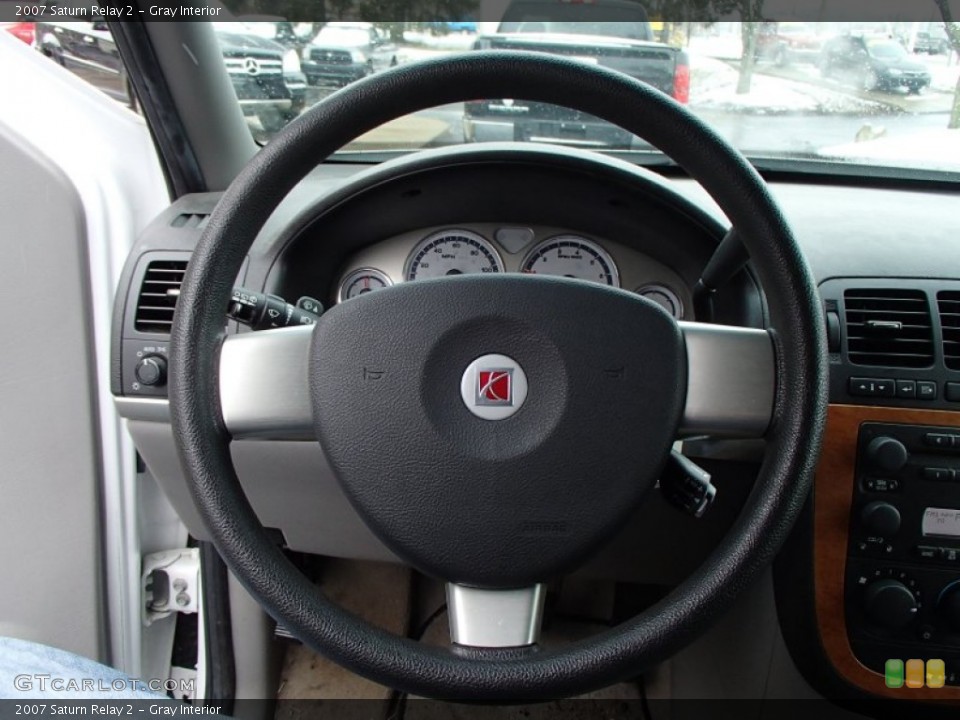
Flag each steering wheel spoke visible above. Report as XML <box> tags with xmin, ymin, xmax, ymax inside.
<box><xmin>679</xmin><ymin>321</ymin><xmax>775</xmax><ymax>439</ymax></box>
<box><xmin>447</xmin><ymin>584</ymin><xmax>547</xmax><ymax>649</ymax></box>
<box><xmin>218</xmin><ymin>325</ymin><xmax>314</xmax><ymax>440</ymax></box>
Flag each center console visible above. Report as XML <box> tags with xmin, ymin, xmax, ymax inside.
<box><xmin>808</xmin><ymin>278</ymin><xmax>960</xmax><ymax>700</ymax></box>
<box><xmin>844</xmin><ymin>422</ymin><xmax>960</xmax><ymax>685</ymax></box>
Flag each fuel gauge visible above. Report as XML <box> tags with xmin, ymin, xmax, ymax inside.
<box><xmin>338</xmin><ymin>268</ymin><xmax>393</xmax><ymax>303</ymax></box>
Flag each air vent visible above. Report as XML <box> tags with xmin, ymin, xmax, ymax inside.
<box><xmin>170</xmin><ymin>213</ymin><xmax>209</xmax><ymax>230</ymax></box>
<box><xmin>844</xmin><ymin>289</ymin><xmax>934</xmax><ymax>368</ymax></box>
<box><xmin>134</xmin><ymin>260</ymin><xmax>188</xmax><ymax>334</ymax></box>
<box><xmin>938</xmin><ymin>291</ymin><xmax>960</xmax><ymax>370</ymax></box>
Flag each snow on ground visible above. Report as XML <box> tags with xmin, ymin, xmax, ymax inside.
<box><xmin>688</xmin><ymin>34</ymin><xmax>743</xmax><ymax>61</ymax></box>
<box><xmin>921</xmin><ymin>51</ymin><xmax>960</xmax><ymax>93</ymax></box>
<box><xmin>689</xmin><ymin>53</ymin><xmax>883</xmax><ymax>115</ymax></box>
<box><xmin>819</xmin><ymin>127</ymin><xmax>960</xmax><ymax>169</ymax></box>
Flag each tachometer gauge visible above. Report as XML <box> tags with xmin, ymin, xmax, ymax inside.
<box><xmin>520</xmin><ymin>235</ymin><xmax>619</xmax><ymax>287</ymax></box>
<box><xmin>338</xmin><ymin>268</ymin><xmax>393</xmax><ymax>303</ymax></box>
<box><xmin>406</xmin><ymin>229</ymin><xmax>504</xmax><ymax>281</ymax></box>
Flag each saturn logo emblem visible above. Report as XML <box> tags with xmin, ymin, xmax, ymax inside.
<box><xmin>461</xmin><ymin>355</ymin><xmax>528</xmax><ymax>420</ymax></box>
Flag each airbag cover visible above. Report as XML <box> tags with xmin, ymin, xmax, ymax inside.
<box><xmin>309</xmin><ymin>275</ymin><xmax>685</xmax><ymax>586</ymax></box>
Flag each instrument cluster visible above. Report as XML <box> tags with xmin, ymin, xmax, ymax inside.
<box><xmin>333</xmin><ymin>224</ymin><xmax>689</xmax><ymax>319</ymax></box>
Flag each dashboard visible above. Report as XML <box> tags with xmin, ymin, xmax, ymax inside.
<box><xmin>332</xmin><ymin>224</ymin><xmax>690</xmax><ymax>318</ymax></box>
<box><xmin>108</xmin><ymin>147</ymin><xmax>960</xmax><ymax>703</ymax></box>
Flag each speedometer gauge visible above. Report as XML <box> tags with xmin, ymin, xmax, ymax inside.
<box><xmin>406</xmin><ymin>230</ymin><xmax>504</xmax><ymax>281</ymax></box>
<box><xmin>520</xmin><ymin>235</ymin><xmax>619</xmax><ymax>287</ymax></box>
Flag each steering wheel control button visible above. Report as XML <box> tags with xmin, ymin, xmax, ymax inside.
<box><xmin>227</xmin><ymin>286</ymin><xmax>320</xmax><ymax>329</ymax></box>
<box><xmin>460</xmin><ymin>354</ymin><xmax>528</xmax><ymax>420</ymax></box>
<box><xmin>134</xmin><ymin>355</ymin><xmax>167</xmax><ymax>387</ymax></box>
<box><xmin>296</xmin><ymin>296</ymin><xmax>324</xmax><ymax>315</ymax></box>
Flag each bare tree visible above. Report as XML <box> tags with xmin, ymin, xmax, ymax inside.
<box><xmin>735</xmin><ymin>0</ymin><xmax>764</xmax><ymax>94</ymax></box>
<box><xmin>935</xmin><ymin>0</ymin><xmax>960</xmax><ymax>128</ymax></box>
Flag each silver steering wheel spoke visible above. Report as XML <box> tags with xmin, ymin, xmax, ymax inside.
<box><xmin>679</xmin><ymin>321</ymin><xmax>775</xmax><ymax>439</ymax></box>
<box><xmin>446</xmin><ymin>584</ymin><xmax>547</xmax><ymax>649</ymax></box>
<box><xmin>216</xmin><ymin>321</ymin><xmax>775</xmax><ymax>442</ymax></box>
<box><xmin>219</xmin><ymin>325</ymin><xmax>315</xmax><ymax>440</ymax></box>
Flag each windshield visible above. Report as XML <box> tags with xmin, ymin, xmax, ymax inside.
<box><xmin>213</xmin><ymin>18</ymin><xmax>960</xmax><ymax>174</ymax></box>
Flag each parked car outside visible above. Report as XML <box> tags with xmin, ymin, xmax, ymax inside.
<box><xmin>301</xmin><ymin>22</ymin><xmax>398</xmax><ymax>87</ymax></box>
<box><xmin>35</xmin><ymin>20</ymin><xmax>306</xmax><ymax>129</ymax></box>
<box><xmin>464</xmin><ymin>0</ymin><xmax>688</xmax><ymax>149</ymax></box>
<box><xmin>210</xmin><ymin>23</ymin><xmax>307</xmax><ymax>130</ymax></box>
<box><xmin>1</xmin><ymin>22</ymin><xmax>35</xmax><ymax>45</ymax></box>
<box><xmin>819</xmin><ymin>35</ymin><xmax>931</xmax><ymax>93</ymax></box>
<box><xmin>914</xmin><ymin>30</ymin><xmax>950</xmax><ymax>54</ymax></box>
<box><xmin>755</xmin><ymin>22</ymin><xmax>822</xmax><ymax>65</ymax></box>
<box><xmin>35</xmin><ymin>21</ymin><xmax>134</xmax><ymax>106</ymax></box>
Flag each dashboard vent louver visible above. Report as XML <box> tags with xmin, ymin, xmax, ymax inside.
<box><xmin>170</xmin><ymin>213</ymin><xmax>209</xmax><ymax>230</ymax></box>
<box><xmin>938</xmin><ymin>291</ymin><xmax>960</xmax><ymax>370</ymax></box>
<box><xmin>844</xmin><ymin>289</ymin><xmax>934</xmax><ymax>368</ymax></box>
<box><xmin>134</xmin><ymin>260</ymin><xmax>188</xmax><ymax>334</ymax></box>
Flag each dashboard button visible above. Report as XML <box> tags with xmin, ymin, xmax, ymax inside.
<box><xmin>896</xmin><ymin>379</ymin><xmax>917</xmax><ymax>398</ymax></box>
<box><xmin>923</xmin><ymin>467</ymin><xmax>954</xmax><ymax>482</ymax></box>
<box><xmin>874</xmin><ymin>379</ymin><xmax>896</xmax><ymax>397</ymax></box>
<box><xmin>918</xmin><ymin>381</ymin><xmax>938</xmax><ymax>400</ymax></box>
<box><xmin>946</xmin><ymin>382</ymin><xmax>960</xmax><ymax>402</ymax></box>
<box><xmin>924</xmin><ymin>433</ymin><xmax>954</xmax><ymax>449</ymax></box>
<box><xmin>850</xmin><ymin>377</ymin><xmax>881</xmax><ymax>396</ymax></box>
<box><xmin>915</xmin><ymin>545</ymin><xmax>941</xmax><ymax>560</ymax></box>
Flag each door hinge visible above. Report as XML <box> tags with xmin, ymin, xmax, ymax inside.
<box><xmin>142</xmin><ymin>548</ymin><xmax>200</xmax><ymax>626</ymax></box>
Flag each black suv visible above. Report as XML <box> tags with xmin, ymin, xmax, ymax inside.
<box><xmin>819</xmin><ymin>35</ymin><xmax>931</xmax><ymax>93</ymax></box>
<box><xmin>36</xmin><ymin>21</ymin><xmax>306</xmax><ymax>129</ymax></box>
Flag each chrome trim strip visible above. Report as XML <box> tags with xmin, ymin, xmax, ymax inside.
<box><xmin>679</xmin><ymin>322</ymin><xmax>775</xmax><ymax>438</ymax></box>
<box><xmin>114</xmin><ymin>397</ymin><xmax>171</xmax><ymax>423</ymax></box>
<box><xmin>446</xmin><ymin>584</ymin><xmax>546</xmax><ymax>648</ymax></box>
<box><xmin>238</xmin><ymin>99</ymin><xmax>292</xmax><ymax>109</ymax></box>
<box><xmin>219</xmin><ymin>326</ymin><xmax>315</xmax><ymax>441</ymax></box>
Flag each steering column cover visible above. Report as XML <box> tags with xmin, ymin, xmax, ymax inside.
<box><xmin>170</xmin><ymin>51</ymin><xmax>826</xmax><ymax>698</ymax></box>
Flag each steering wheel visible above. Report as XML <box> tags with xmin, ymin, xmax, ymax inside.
<box><xmin>169</xmin><ymin>51</ymin><xmax>827</xmax><ymax>699</ymax></box>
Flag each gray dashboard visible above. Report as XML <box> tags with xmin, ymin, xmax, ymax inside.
<box><xmin>110</xmin><ymin>153</ymin><xmax>960</xmax><ymax>583</ymax></box>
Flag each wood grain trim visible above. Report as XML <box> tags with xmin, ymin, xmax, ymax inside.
<box><xmin>814</xmin><ymin>403</ymin><xmax>960</xmax><ymax>699</ymax></box>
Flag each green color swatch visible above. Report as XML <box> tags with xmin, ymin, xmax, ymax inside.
<box><xmin>885</xmin><ymin>659</ymin><xmax>905</xmax><ymax>688</ymax></box>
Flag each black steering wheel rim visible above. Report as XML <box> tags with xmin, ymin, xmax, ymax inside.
<box><xmin>169</xmin><ymin>51</ymin><xmax>827</xmax><ymax>699</ymax></box>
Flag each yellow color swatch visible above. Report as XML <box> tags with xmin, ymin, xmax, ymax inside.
<box><xmin>926</xmin><ymin>659</ymin><xmax>946</xmax><ymax>689</ymax></box>
<box><xmin>906</xmin><ymin>659</ymin><xmax>925</xmax><ymax>688</ymax></box>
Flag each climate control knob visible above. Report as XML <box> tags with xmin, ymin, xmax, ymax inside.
<box><xmin>134</xmin><ymin>355</ymin><xmax>167</xmax><ymax>388</ymax></box>
<box><xmin>860</xmin><ymin>501</ymin><xmax>901</xmax><ymax>537</ymax></box>
<box><xmin>937</xmin><ymin>582</ymin><xmax>960</xmax><ymax>632</ymax></box>
<box><xmin>865</xmin><ymin>436</ymin><xmax>909</xmax><ymax>475</ymax></box>
<box><xmin>864</xmin><ymin>579</ymin><xmax>918</xmax><ymax>629</ymax></box>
